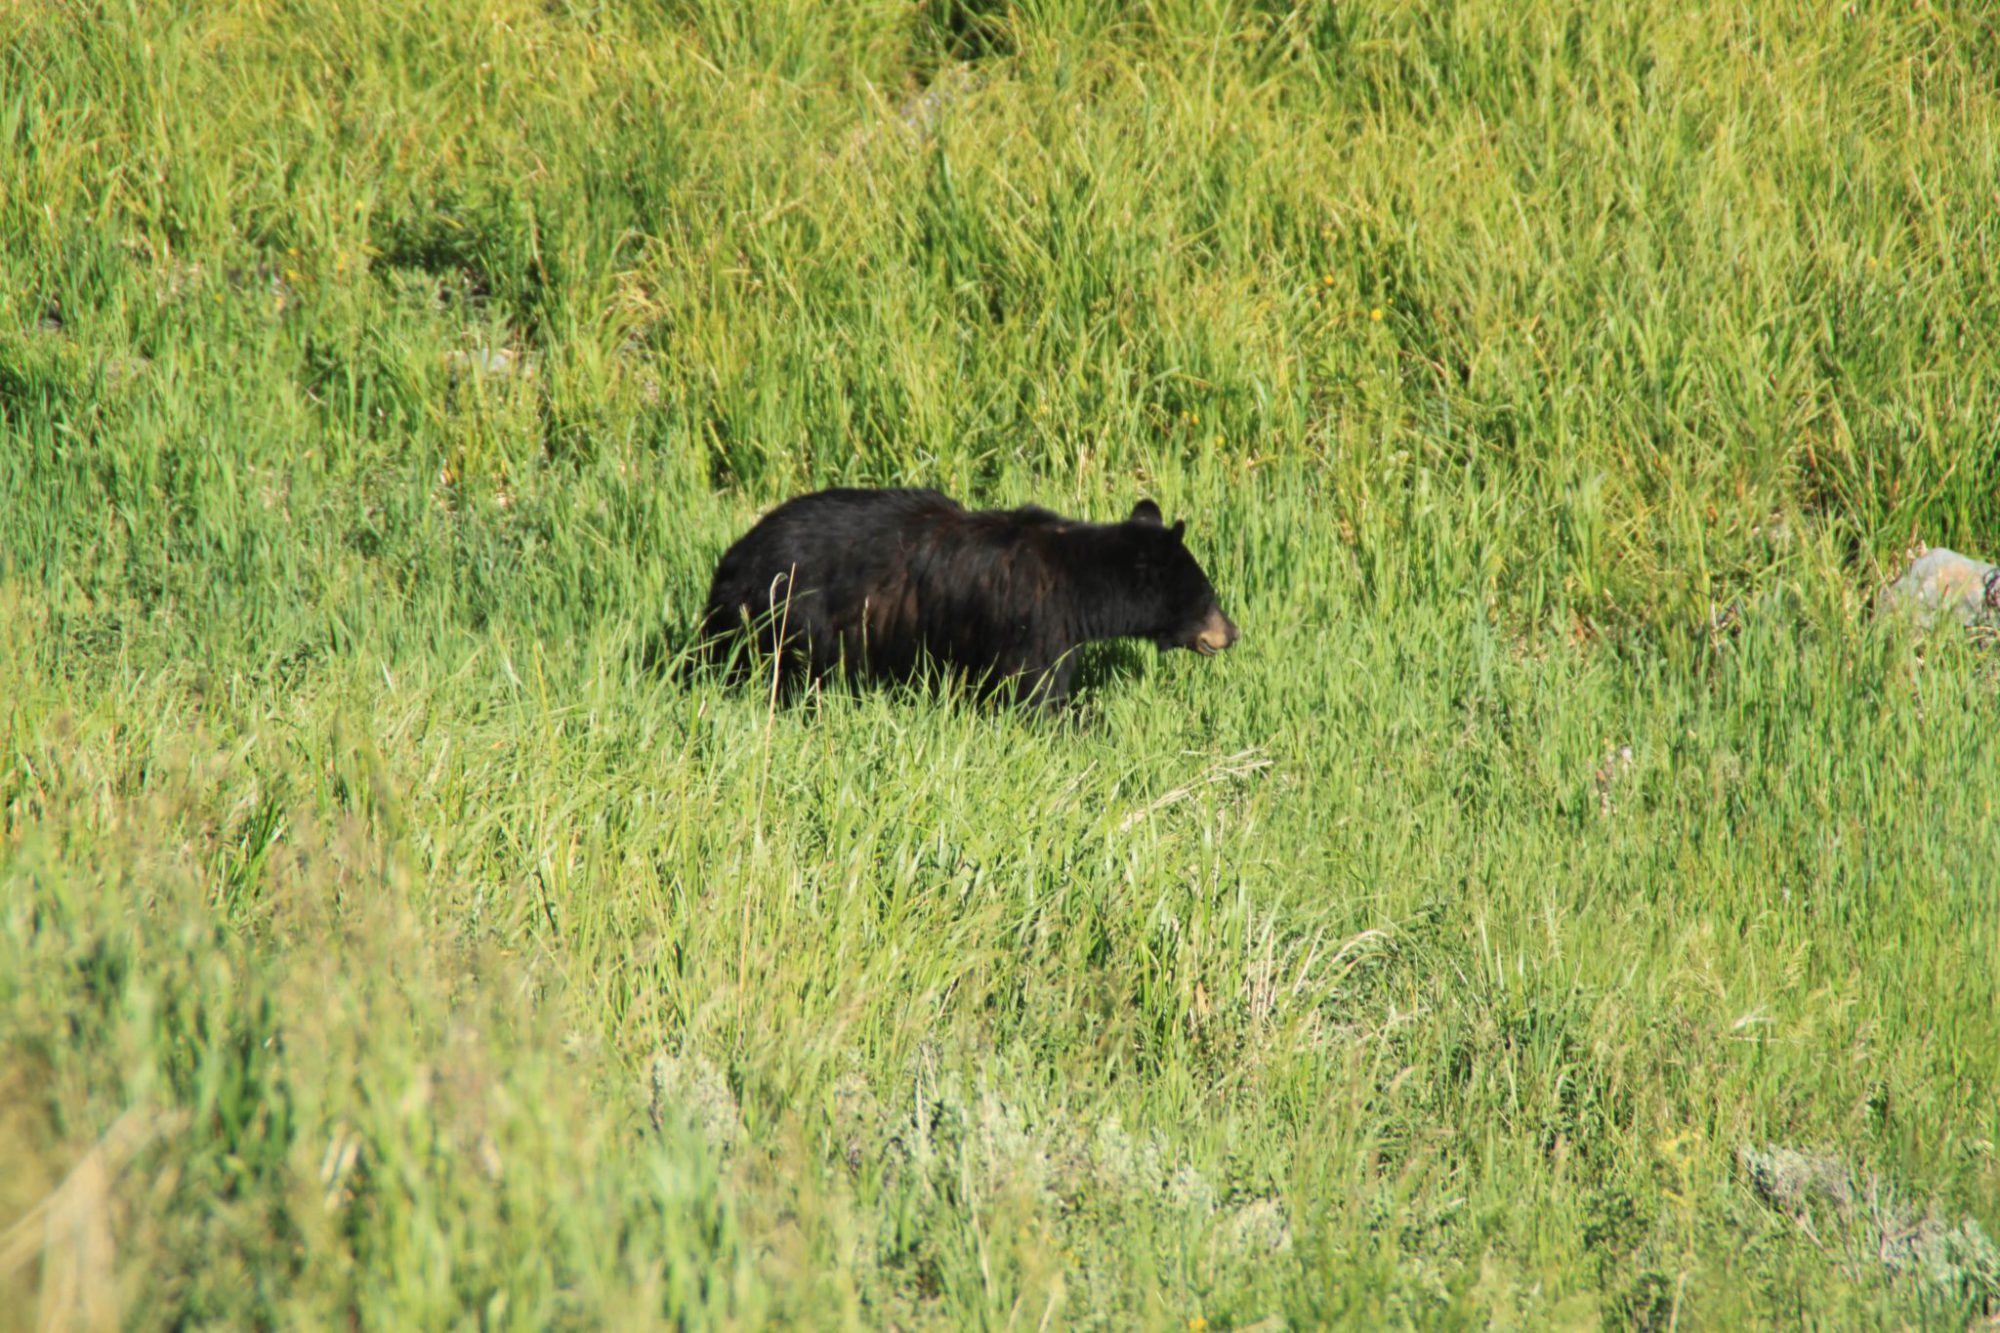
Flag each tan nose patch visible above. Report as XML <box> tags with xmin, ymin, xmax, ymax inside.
<box><xmin>1194</xmin><ymin>608</ymin><xmax>1239</xmax><ymax>656</ymax></box>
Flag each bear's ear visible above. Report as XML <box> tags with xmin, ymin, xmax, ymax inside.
<box><xmin>1130</xmin><ymin>499</ymin><xmax>1164</xmax><ymax>526</ymax></box>
<box><xmin>1171</xmin><ymin>519</ymin><xmax>1186</xmax><ymax>540</ymax></box>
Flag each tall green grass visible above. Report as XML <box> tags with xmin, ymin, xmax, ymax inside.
<box><xmin>3</xmin><ymin>0</ymin><xmax>1998</xmax><ymax>1325</ymax></box>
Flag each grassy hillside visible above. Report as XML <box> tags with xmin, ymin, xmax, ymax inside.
<box><xmin>4</xmin><ymin>0</ymin><xmax>1998</xmax><ymax>1326</ymax></box>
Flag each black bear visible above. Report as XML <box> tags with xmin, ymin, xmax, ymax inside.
<box><xmin>694</xmin><ymin>488</ymin><xmax>1238</xmax><ymax>708</ymax></box>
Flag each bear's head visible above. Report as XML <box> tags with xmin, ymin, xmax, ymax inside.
<box><xmin>1124</xmin><ymin>499</ymin><xmax>1240</xmax><ymax>657</ymax></box>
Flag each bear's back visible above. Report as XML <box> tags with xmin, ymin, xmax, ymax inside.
<box><xmin>767</xmin><ymin>487</ymin><xmax>964</xmax><ymax>528</ymax></box>
<box><xmin>942</xmin><ymin>502</ymin><xmax>1070</xmax><ymax>549</ymax></box>
<box><xmin>726</xmin><ymin>490</ymin><xmax>1070</xmax><ymax>565</ymax></box>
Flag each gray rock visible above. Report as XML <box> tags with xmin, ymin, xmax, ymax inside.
<box><xmin>1738</xmin><ymin>1143</ymin><xmax>1854</xmax><ymax>1218</ymax></box>
<box><xmin>443</xmin><ymin>346</ymin><xmax>536</xmax><ymax>380</ymax></box>
<box><xmin>645</xmin><ymin>1051</ymin><xmax>742</xmax><ymax>1155</ymax></box>
<box><xmin>833</xmin><ymin>62</ymin><xmax>989</xmax><ymax>164</ymax></box>
<box><xmin>896</xmin><ymin>63</ymin><xmax>986</xmax><ymax>142</ymax></box>
<box><xmin>1877</xmin><ymin>547</ymin><xmax>2000</xmax><ymax>630</ymax></box>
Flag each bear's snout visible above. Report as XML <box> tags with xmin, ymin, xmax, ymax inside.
<box><xmin>1193</xmin><ymin>607</ymin><xmax>1239</xmax><ymax>657</ymax></box>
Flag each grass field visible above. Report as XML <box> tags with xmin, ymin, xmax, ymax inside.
<box><xmin>4</xmin><ymin>0</ymin><xmax>2000</xmax><ymax>1326</ymax></box>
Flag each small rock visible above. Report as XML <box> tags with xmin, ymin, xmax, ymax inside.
<box><xmin>443</xmin><ymin>346</ymin><xmax>535</xmax><ymax>379</ymax></box>
<box><xmin>102</xmin><ymin>354</ymin><xmax>153</xmax><ymax>390</ymax></box>
<box><xmin>835</xmin><ymin>62</ymin><xmax>989</xmax><ymax>163</ymax></box>
<box><xmin>646</xmin><ymin>1051</ymin><xmax>742</xmax><ymax>1156</ymax></box>
<box><xmin>896</xmin><ymin>63</ymin><xmax>987</xmax><ymax>142</ymax></box>
<box><xmin>1738</xmin><ymin>1143</ymin><xmax>1854</xmax><ymax>1219</ymax></box>
<box><xmin>1878</xmin><ymin>547</ymin><xmax>2000</xmax><ymax>631</ymax></box>
<box><xmin>1216</xmin><ymin>1199</ymin><xmax>1293</xmax><ymax>1257</ymax></box>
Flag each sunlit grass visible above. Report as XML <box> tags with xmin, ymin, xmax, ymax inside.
<box><xmin>3</xmin><ymin>0</ymin><xmax>1998</xmax><ymax>1326</ymax></box>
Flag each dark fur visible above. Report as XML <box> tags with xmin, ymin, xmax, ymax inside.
<box><xmin>694</xmin><ymin>488</ymin><xmax>1237</xmax><ymax>708</ymax></box>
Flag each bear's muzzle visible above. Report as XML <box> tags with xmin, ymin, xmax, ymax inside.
<box><xmin>1193</xmin><ymin>608</ymin><xmax>1239</xmax><ymax>657</ymax></box>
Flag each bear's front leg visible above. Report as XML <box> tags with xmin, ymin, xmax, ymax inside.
<box><xmin>1014</xmin><ymin>653</ymin><xmax>1077</xmax><ymax>713</ymax></box>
